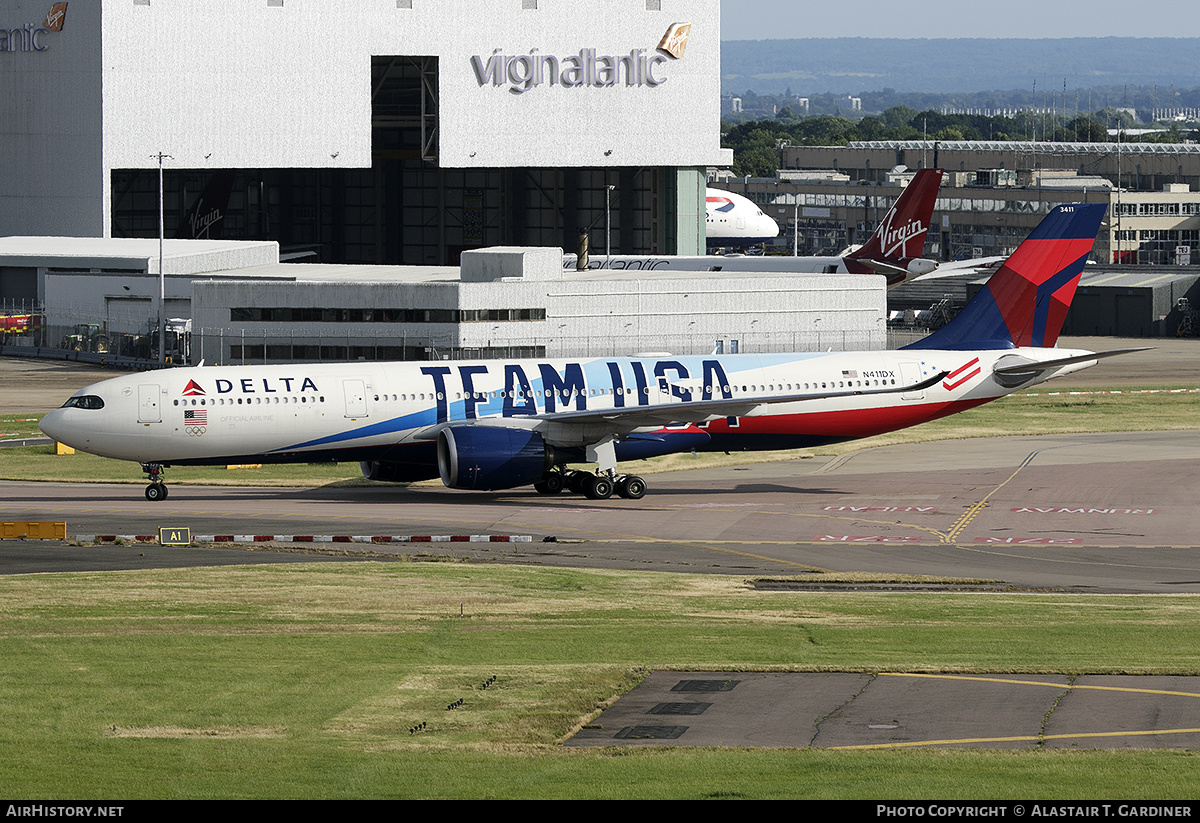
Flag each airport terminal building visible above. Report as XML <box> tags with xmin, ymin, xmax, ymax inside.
<box><xmin>1</xmin><ymin>1</ymin><xmax>729</xmax><ymax>263</ymax></box>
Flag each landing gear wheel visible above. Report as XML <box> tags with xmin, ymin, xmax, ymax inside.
<box><xmin>564</xmin><ymin>470</ymin><xmax>587</xmax><ymax>495</ymax></box>
<box><xmin>534</xmin><ymin>473</ymin><xmax>565</xmax><ymax>495</ymax></box>
<box><xmin>141</xmin><ymin>463</ymin><xmax>168</xmax><ymax>502</ymax></box>
<box><xmin>584</xmin><ymin>474</ymin><xmax>614</xmax><ymax>500</ymax></box>
<box><xmin>616</xmin><ymin>475</ymin><xmax>646</xmax><ymax>500</ymax></box>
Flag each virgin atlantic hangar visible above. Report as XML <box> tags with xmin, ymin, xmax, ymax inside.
<box><xmin>1</xmin><ymin>1</ymin><xmax>729</xmax><ymax>263</ymax></box>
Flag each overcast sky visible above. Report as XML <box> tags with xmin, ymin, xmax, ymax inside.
<box><xmin>720</xmin><ymin>0</ymin><xmax>1200</xmax><ymax>40</ymax></box>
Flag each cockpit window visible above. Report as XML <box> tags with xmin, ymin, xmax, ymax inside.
<box><xmin>62</xmin><ymin>395</ymin><xmax>104</xmax><ymax>410</ymax></box>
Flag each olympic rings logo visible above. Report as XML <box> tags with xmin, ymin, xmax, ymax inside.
<box><xmin>185</xmin><ymin>426</ymin><xmax>206</xmax><ymax>437</ymax></box>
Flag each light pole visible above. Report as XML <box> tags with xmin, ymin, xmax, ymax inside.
<box><xmin>152</xmin><ymin>151</ymin><xmax>173</xmax><ymax>365</ymax></box>
<box><xmin>605</xmin><ymin>184</ymin><xmax>615</xmax><ymax>266</ymax></box>
<box><xmin>793</xmin><ymin>197</ymin><xmax>799</xmax><ymax>257</ymax></box>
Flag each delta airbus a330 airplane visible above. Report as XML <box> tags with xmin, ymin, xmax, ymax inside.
<box><xmin>42</xmin><ymin>203</ymin><xmax>1134</xmax><ymax>503</ymax></box>
<box><xmin>570</xmin><ymin>169</ymin><xmax>954</xmax><ymax>287</ymax></box>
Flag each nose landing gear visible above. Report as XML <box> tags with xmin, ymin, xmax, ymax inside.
<box><xmin>141</xmin><ymin>463</ymin><xmax>169</xmax><ymax>501</ymax></box>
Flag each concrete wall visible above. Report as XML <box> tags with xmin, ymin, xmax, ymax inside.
<box><xmin>44</xmin><ymin>271</ymin><xmax>195</xmax><ymax>337</ymax></box>
<box><xmin>0</xmin><ymin>0</ymin><xmax>104</xmax><ymax>236</ymax></box>
<box><xmin>545</xmin><ymin>272</ymin><xmax>884</xmax><ymax>356</ymax></box>
<box><xmin>189</xmin><ymin>255</ymin><xmax>885</xmax><ymax>364</ymax></box>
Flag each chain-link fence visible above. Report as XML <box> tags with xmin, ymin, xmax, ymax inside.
<box><xmin>0</xmin><ymin>300</ymin><xmax>187</xmax><ymax>368</ymax></box>
<box><xmin>4</xmin><ymin>300</ymin><xmax>924</xmax><ymax>368</ymax></box>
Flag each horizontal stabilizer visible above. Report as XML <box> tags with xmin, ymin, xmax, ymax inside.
<box><xmin>992</xmin><ymin>348</ymin><xmax>1153</xmax><ymax>376</ymax></box>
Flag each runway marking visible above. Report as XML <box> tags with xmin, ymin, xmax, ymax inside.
<box><xmin>827</xmin><ymin>673</ymin><xmax>1200</xmax><ymax>750</ymax></box>
<box><xmin>680</xmin><ymin>544</ymin><xmax>832</xmax><ymax>572</ymax></box>
<box><xmin>974</xmin><ymin>537</ymin><xmax>1082</xmax><ymax>544</ymax></box>
<box><xmin>821</xmin><ymin>506</ymin><xmax>939</xmax><ymax>513</ymax></box>
<box><xmin>1012</xmin><ymin>507</ymin><xmax>1156</xmax><ymax>515</ymax></box>
<box><xmin>881</xmin><ymin>672</ymin><xmax>1200</xmax><ymax>699</ymax></box>
<box><xmin>829</xmin><ymin>727</ymin><xmax>1200</xmax><ymax>750</ymax></box>
<box><xmin>816</xmin><ymin>535</ymin><xmax>922</xmax><ymax>543</ymax></box>
<box><xmin>946</xmin><ymin>542</ymin><xmax>1200</xmax><ymax>574</ymax></box>
<box><xmin>941</xmin><ymin>449</ymin><xmax>1042</xmax><ymax>543</ymax></box>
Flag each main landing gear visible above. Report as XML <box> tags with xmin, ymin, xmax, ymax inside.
<box><xmin>141</xmin><ymin>463</ymin><xmax>169</xmax><ymax>502</ymax></box>
<box><xmin>534</xmin><ymin>469</ymin><xmax>646</xmax><ymax>500</ymax></box>
<box><xmin>533</xmin><ymin>437</ymin><xmax>645</xmax><ymax>500</ymax></box>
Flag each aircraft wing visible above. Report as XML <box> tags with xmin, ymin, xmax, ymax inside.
<box><xmin>852</xmin><ymin>258</ymin><xmax>909</xmax><ymax>277</ymax></box>
<box><xmin>531</xmin><ymin>370</ymin><xmax>950</xmax><ymax>428</ymax></box>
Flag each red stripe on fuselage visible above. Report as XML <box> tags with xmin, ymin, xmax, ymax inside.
<box><xmin>945</xmin><ymin>357</ymin><xmax>981</xmax><ymax>380</ymax></box>
<box><xmin>943</xmin><ymin>367</ymin><xmax>981</xmax><ymax>391</ymax></box>
<box><xmin>703</xmin><ymin>397</ymin><xmax>993</xmax><ymax>442</ymax></box>
<box><xmin>942</xmin><ymin>358</ymin><xmax>982</xmax><ymax>391</ymax></box>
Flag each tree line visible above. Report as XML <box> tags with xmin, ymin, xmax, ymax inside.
<box><xmin>723</xmin><ymin>106</ymin><xmax>1200</xmax><ymax>178</ymax></box>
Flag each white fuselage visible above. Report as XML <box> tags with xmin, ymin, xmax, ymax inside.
<box><xmin>40</xmin><ymin>347</ymin><xmax>1094</xmax><ymax>470</ymax></box>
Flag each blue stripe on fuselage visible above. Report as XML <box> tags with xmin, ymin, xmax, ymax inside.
<box><xmin>274</xmin><ymin>352</ymin><xmax>835</xmax><ymax>452</ymax></box>
<box><xmin>276</xmin><ymin>407</ymin><xmax>439</xmax><ymax>452</ymax></box>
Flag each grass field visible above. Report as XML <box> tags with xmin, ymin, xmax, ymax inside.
<box><xmin>2</xmin><ymin>563</ymin><xmax>1200</xmax><ymax>799</ymax></box>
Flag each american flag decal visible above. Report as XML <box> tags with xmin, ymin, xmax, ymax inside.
<box><xmin>184</xmin><ymin>409</ymin><xmax>207</xmax><ymax>425</ymax></box>
<box><xmin>842</xmin><ymin>369</ymin><xmax>858</xmax><ymax>378</ymax></box>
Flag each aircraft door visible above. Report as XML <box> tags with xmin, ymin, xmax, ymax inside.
<box><xmin>343</xmin><ymin>379</ymin><xmax>368</xmax><ymax>418</ymax></box>
<box><xmin>899</xmin><ymin>362</ymin><xmax>925</xmax><ymax>401</ymax></box>
<box><xmin>138</xmin><ymin>384</ymin><xmax>162</xmax><ymax>423</ymax></box>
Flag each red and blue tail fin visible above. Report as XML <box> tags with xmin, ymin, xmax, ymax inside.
<box><xmin>847</xmin><ymin>168</ymin><xmax>943</xmax><ymax>262</ymax></box>
<box><xmin>903</xmin><ymin>203</ymin><xmax>1106</xmax><ymax>351</ymax></box>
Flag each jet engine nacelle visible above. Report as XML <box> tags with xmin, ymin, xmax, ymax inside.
<box><xmin>360</xmin><ymin>459</ymin><xmax>439</xmax><ymax>483</ymax></box>
<box><xmin>437</xmin><ymin>426</ymin><xmax>555</xmax><ymax>490</ymax></box>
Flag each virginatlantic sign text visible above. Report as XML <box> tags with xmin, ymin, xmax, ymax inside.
<box><xmin>472</xmin><ymin>23</ymin><xmax>690</xmax><ymax>95</ymax></box>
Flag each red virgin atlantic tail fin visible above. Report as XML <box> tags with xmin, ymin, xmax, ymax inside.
<box><xmin>846</xmin><ymin>168</ymin><xmax>943</xmax><ymax>263</ymax></box>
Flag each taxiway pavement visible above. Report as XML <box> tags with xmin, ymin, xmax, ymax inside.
<box><xmin>4</xmin><ymin>429</ymin><xmax>1200</xmax><ymax>593</ymax></box>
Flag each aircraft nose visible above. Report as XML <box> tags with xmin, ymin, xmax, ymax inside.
<box><xmin>39</xmin><ymin>408</ymin><xmax>70</xmax><ymax>445</ymax></box>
